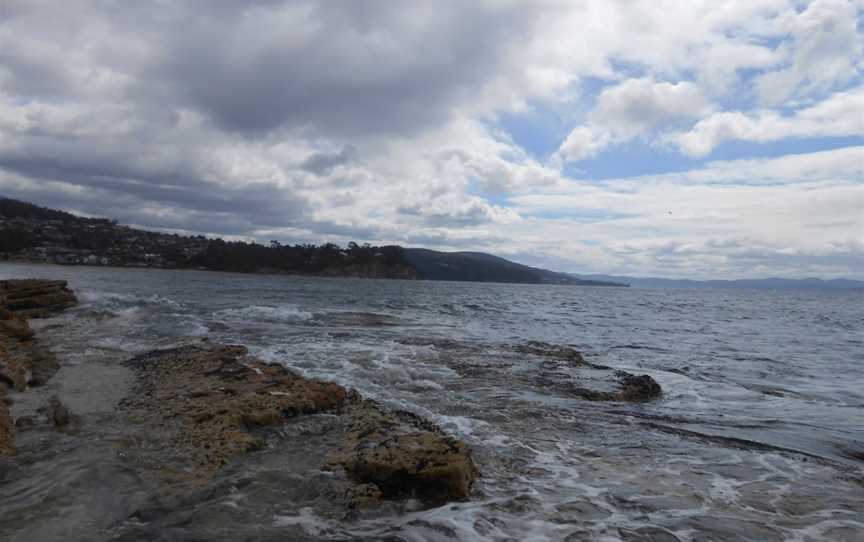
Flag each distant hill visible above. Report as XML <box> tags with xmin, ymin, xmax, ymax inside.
<box><xmin>404</xmin><ymin>249</ymin><xmax>626</xmax><ymax>286</ymax></box>
<box><xmin>570</xmin><ymin>274</ymin><xmax>864</xmax><ymax>291</ymax></box>
<box><xmin>0</xmin><ymin>196</ymin><xmax>623</xmax><ymax>286</ymax></box>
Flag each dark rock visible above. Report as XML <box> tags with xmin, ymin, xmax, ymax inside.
<box><xmin>0</xmin><ymin>279</ymin><xmax>78</xmax><ymax>319</ymax></box>
<box><xmin>619</xmin><ymin>526</ymin><xmax>682</xmax><ymax>541</ymax></box>
<box><xmin>515</xmin><ymin>341</ymin><xmax>586</xmax><ymax>365</ymax></box>
<box><xmin>39</xmin><ymin>395</ymin><xmax>78</xmax><ymax>430</ymax></box>
<box><xmin>0</xmin><ymin>389</ymin><xmax>12</xmax><ymax>456</ymax></box>
<box><xmin>14</xmin><ymin>415</ymin><xmax>36</xmax><ymax>430</ymax></box>
<box><xmin>618</xmin><ymin>373</ymin><xmax>662</xmax><ymax>401</ymax></box>
<box><xmin>0</xmin><ymin>318</ymin><xmax>34</xmax><ymax>340</ymax></box>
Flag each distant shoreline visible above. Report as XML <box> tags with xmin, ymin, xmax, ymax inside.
<box><xmin>0</xmin><ymin>260</ymin><xmax>625</xmax><ymax>287</ymax></box>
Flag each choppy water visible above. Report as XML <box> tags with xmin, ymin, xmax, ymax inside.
<box><xmin>1</xmin><ymin>263</ymin><xmax>863</xmax><ymax>541</ymax></box>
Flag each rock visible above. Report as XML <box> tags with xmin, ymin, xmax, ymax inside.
<box><xmin>515</xmin><ymin>341</ymin><xmax>586</xmax><ymax>365</ymax></box>
<box><xmin>0</xmin><ymin>278</ymin><xmax>78</xmax><ymax>457</ymax></box>
<box><xmin>121</xmin><ymin>343</ymin><xmax>479</xmax><ymax>505</ymax></box>
<box><xmin>0</xmin><ymin>279</ymin><xmax>78</xmax><ymax>319</ymax></box>
<box><xmin>332</xmin><ymin>400</ymin><xmax>479</xmax><ymax>502</ymax></box>
<box><xmin>617</xmin><ymin>373</ymin><xmax>662</xmax><ymax>401</ymax></box>
<box><xmin>0</xmin><ymin>318</ymin><xmax>34</xmax><ymax>340</ymax></box>
<box><xmin>38</xmin><ymin>395</ymin><xmax>78</xmax><ymax>431</ymax></box>
<box><xmin>344</xmin><ymin>482</ymin><xmax>384</xmax><ymax>509</ymax></box>
<box><xmin>14</xmin><ymin>415</ymin><xmax>36</xmax><ymax>430</ymax></box>
<box><xmin>0</xmin><ymin>389</ymin><xmax>13</xmax><ymax>456</ymax></box>
<box><xmin>122</xmin><ymin>344</ymin><xmax>349</xmax><ymax>477</ymax></box>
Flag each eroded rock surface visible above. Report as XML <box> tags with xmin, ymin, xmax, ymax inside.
<box><xmin>518</xmin><ymin>341</ymin><xmax>663</xmax><ymax>402</ymax></box>
<box><xmin>331</xmin><ymin>400</ymin><xmax>480</xmax><ymax>502</ymax></box>
<box><xmin>0</xmin><ymin>388</ymin><xmax>12</xmax><ymax>456</ymax></box>
<box><xmin>514</xmin><ymin>340</ymin><xmax>586</xmax><ymax>365</ymax></box>
<box><xmin>0</xmin><ymin>279</ymin><xmax>78</xmax><ymax>319</ymax></box>
<box><xmin>121</xmin><ymin>344</ymin><xmax>479</xmax><ymax>504</ymax></box>
<box><xmin>0</xmin><ymin>278</ymin><xmax>76</xmax><ymax>456</ymax></box>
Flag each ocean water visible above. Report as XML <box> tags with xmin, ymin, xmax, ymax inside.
<box><xmin>1</xmin><ymin>263</ymin><xmax>862</xmax><ymax>541</ymax></box>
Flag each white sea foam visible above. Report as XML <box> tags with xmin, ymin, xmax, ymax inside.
<box><xmin>215</xmin><ymin>305</ymin><xmax>314</xmax><ymax>323</ymax></box>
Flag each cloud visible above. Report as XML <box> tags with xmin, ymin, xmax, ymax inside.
<box><xmin>676</xmin><ymin>88</ymin><xmax>864</xmax><ymax>156</ymax></box>
<box><xmin>300</xmin><ymin>146</ymin><xmax>358</xmax><ymax>176</ymax></box>
<box><xmin>505</xmin><ymin>147</ymin><xmax>864</xmax><ymax>278</ymax></box>
<box><xmin>0</xmin><ymin>0</ymin><xmax>861</xmax><ymax>279</ymax></box>
<box><xmin>756</xmin><ymin>0</ymin><xmax>863</xmax><ymax>105</ymax></box>
<box><xmin>556</xmin><ymin>78</ymin><xmax>710</xmax><ymax>162</ymax></box>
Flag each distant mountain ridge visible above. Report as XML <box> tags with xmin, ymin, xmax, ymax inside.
<box><xmin>570</xmin><ymin>274</ymin><xmax>864</xmax><ymax>291</ymax></box>
<box><xmin>404</xmin><ymin>249</ymin><xmax>625</xmax><ymax>286</ymax></box>
<box><xmin>0</xmin><ymin>196</ymin><xmax>623</xmax><ymax>286</ymax></box>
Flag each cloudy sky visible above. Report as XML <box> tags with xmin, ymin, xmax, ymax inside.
<box><xmin>1</xmin><ymin>0</ymin><xmax>862</xmax><ymax>279</ymax></box>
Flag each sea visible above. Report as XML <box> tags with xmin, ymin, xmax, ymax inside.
<box><xmin>1</xmin><ymin>263</ymin><xmax>862</xmax><ymax>541</ymax></box>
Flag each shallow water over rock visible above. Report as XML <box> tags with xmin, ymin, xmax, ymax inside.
<box><xmin>1</xmin><ymin>263</ymin><xmax>862</xmax><ymax>541</ymax></box>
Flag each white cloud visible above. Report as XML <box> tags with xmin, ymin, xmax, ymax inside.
<box><xmin>1</xmin><ymin>0</ymin><xmax>862</xmax><ymax>279</ymax></box>
<box><xmin>556</xmin><ymin>78</ymin><xmax>711</xmax><ymax>162</ymax></box>
<box><xmin>676</xmin><ymin>88</ymin><xmax>864</xmax><ymax>156</ymax></box>
<box><xmin>756</xmin><ymin>0</ymin><xmax>863</xmax><ymax>105</ymax></box>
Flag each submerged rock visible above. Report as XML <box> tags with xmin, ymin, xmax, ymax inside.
<box><xmin>515</xmin><ymin>341</ymin><xmax>586</xmax><ymax>365</ymax></box>
<box><xmin>516</xmin><ymin>341</ymin><xmax>663</xmax><ymax>402</ymax></box>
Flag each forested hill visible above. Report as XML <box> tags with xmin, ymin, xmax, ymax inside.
<box><xmin>0</xmin><ymin>197</ymin><xmax>624</xmax><ymax>286</ymax></box>
<box><xmin>404</xmin><ymin>249</ymin><xmax>626</xmax><ymax>286</ymax></box>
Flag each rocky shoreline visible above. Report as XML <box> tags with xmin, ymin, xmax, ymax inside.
<box><xmin>0</xmin><ymin>279</ymin><xmax>78</xmax><ymax>455</ymax></box>
<box><xmin>0</xmin><ymin>277</ymin><xmax>668</xmax><ymax>540</ymax></box>
<box><xmin>0</xmin><ymin>278</ymin><xmax>481</xmax><ymax>520</ymax></box>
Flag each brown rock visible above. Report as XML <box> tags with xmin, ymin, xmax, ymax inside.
<box><xmin>0</xmin><ymin>318</ymin><xmax>34</xmax><ymax>340</ymax></box>
<box><xmin>0</xmin><ymin>279</ymin><xmax>78</xmax><ymax>319</ymax></box>
<box><xmin>332</xmin><ymin>401</ymin><xmax>480</xmax><ymax>502</ymax></box>
<box><xmin>0</xmin><ymin>387</ymin><xmax>13</xmax><ymax>456</ymax></box>
<box><xmin>122</xmin><ymin>344</ymin><xmax>348</xmax><ymax>477</ymax></box>
<box><xmin>121</xmin><ymin>343</ymin><xmax>479</xmax><ymax>506</ymax></box>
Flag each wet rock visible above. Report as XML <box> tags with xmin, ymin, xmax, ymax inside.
<box><xmin>0</xmin><ymin>318</ymin><xmax>34</xmax><ymax>340</ymax></box>
<box><xmin>0</xmin><ymin>389</ymin><xmax>13</xmax><ymax>456</ymax></box>
<box><xmin>122</xmin><ymin>344</ymin><xmax>350</xmax><ymax>477</ymax></box>
<box><xmin>344</xmin><ymin>482</ymin><xmax>384</xmax><ymax>509</ymax></box>
<box><xmin>38</xmin><ymin>395</ymin><xmax>79</xmax><ymax>431</ymax></box>
<box><xmin>332</xmin><ymin>400</ymin><xmax>480</xmax><ymax>502</ymax></box>
<box><xmin>515</xmin><ymin>341</ymin><xmax>586</xmax><ymax>365</ymax></box>
<box><xmin>121</xmin><ymin>343</ymin><xmax>479</xmax><ymax>506</ymax></box>
<box><xmin>619</xmin><ymin>526</ymin><xmax>682</xmax><ymax>542</ymax></box>
<box><xmin>617</xmin><ymin>373</ymin><xmax>662</xmax><ymax>401</ymax></box>
<box><xmin>517</xmin><ymin>340</ymin><xmax>663</xmax><ymax>402</ymax></box>
<box><xmin>0</xmin><ymin>279</ymin><xmax>69</xmax><ymax>395</ymax></box>
<box><xmin>0</xmin><ymin>279</ymin><xmax>78</xmax><ymax>319</ymax></box>
<box><xmin>14</xmin><ymin>415</ymin><xmax>36</xmax><ymax>430</ymax></box>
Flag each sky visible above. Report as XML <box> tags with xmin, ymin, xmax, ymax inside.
<box><xmin>0</xmin><ymin>0</ymin><xmax>862</xmax><ymax>279</ymax></box>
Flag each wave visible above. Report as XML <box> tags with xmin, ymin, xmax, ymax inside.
<box><xmin>214</xmin><ymin>305</ymin><xmax>314</xmax><ymax>323</ymax></box>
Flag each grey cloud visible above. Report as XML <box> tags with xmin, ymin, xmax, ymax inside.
<box><xmin>301</xmin><ymin>146</ymin><xmax>358</xmax><ymax>176</ymax></box>
<box><xmin>140</xmin><ymin>1</ymin><xmax>534</xmax><ymax>137</ymax></box>
<box><xmin>0</xmin><ymin>0</ymin><xmax>536</xmax><ymax>242</ymax></box>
